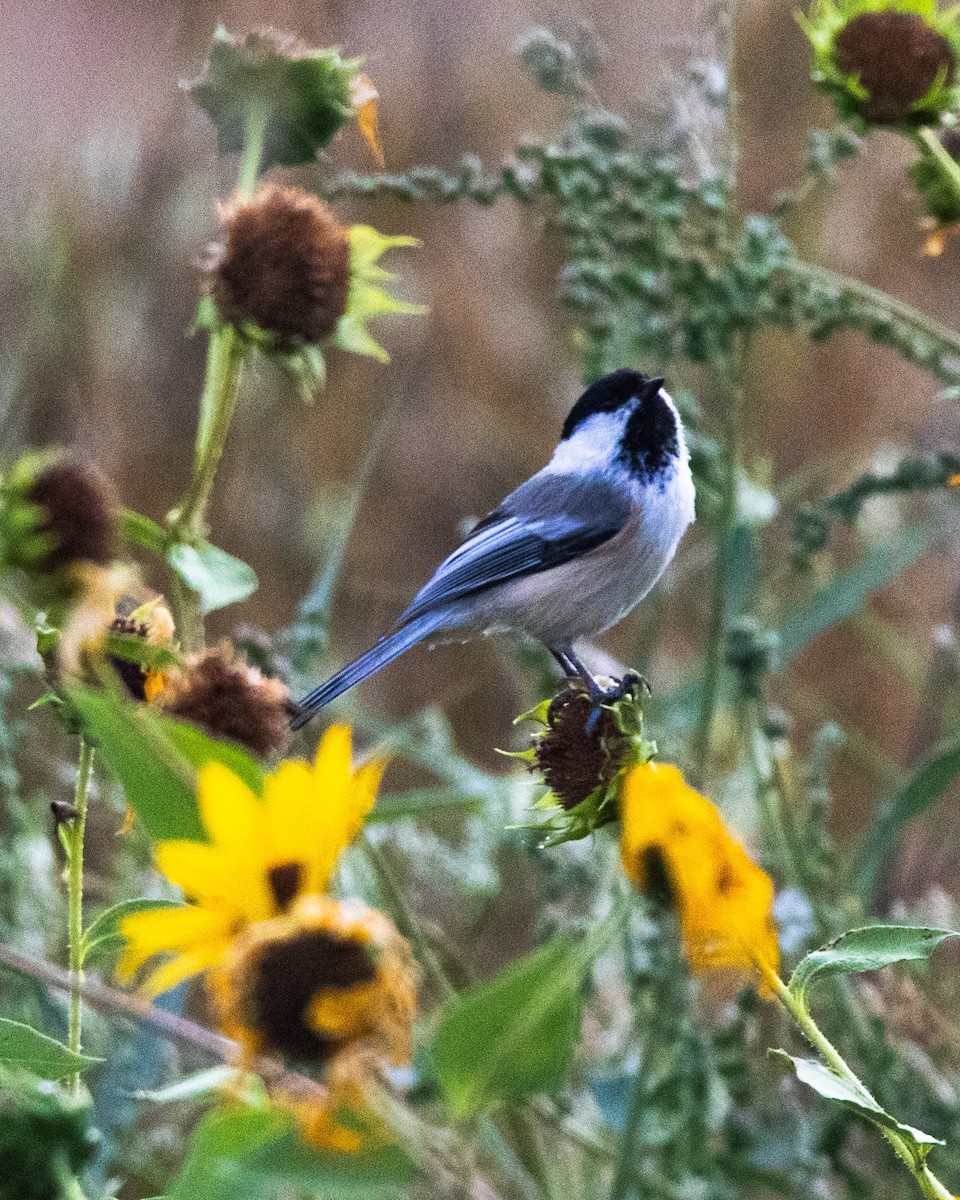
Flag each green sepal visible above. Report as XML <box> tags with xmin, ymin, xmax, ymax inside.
<box><xmin>186</xmin><ymin>26</ymin><xmax>359</xmax><ymax>170</ymax></box>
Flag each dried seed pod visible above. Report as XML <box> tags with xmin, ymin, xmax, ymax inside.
<box><xmin>211</xmin><ymin>184</ymin><xmax>351</xmax><ymax>345</ymax></box>
<box><xmin>534</xmin><ymin>684</ymin><xmax>627</xmax><ymax>810</ymax></box>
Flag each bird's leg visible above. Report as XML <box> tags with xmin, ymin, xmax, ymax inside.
<box><xmin>549</xmin><ymin>647</ymin><xmax>580</xmax><ymax>680</ymax></box>
<box><xmin>563</xmin><ymin>648</ymin><xmax>645</xmax><ymax>701</ymax></box>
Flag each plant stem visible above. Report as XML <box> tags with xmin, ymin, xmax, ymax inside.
<box><xmin>172</xmin><ymin>324</ymin><xmax>245</xmax><ymax>547</ymax></box>
<box><xmin>762</xmin><ymin>962</ymin><xmax>955</xmax><ymax>1200</ymax></box>
<box><xmin>65</xmin><ymin>738</ymin><xmax>94</xmax><ymax>1097</ymax></box>
<box><xmin>236</xmin><ymin>101</ymin><xmax>268</xmax><ymax>202</ymax></box>
<box><xmin>787</xmin><ymin>258</ymin><xmax>960</xmax><ymax>364</ymax></box>
<box><xmin>917</xmin><ymin>126</ymin><xmax>960</xmax><ymax>208</ymax></box>
<box><xmin>693</xmin><ymin>343</ymin><xmax>745</xmax><ymax>780</ymax></box>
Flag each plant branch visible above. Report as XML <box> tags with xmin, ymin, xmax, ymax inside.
<box><xmin>762</xmin><ymin>962</ymin><xmax>955</xmax><ymax>1200</ymax></box>
<box><xmin>64</xmin><ymin>738</ymin><xmax>94</xmax><ymax>1097</ymax></box>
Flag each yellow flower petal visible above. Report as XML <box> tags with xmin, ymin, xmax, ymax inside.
<box><xmin>117</xmin><ymin>905</ymin><xmax>233</xmax><ymax>982</ymax></box>
<box><xmin>197</xmin><ymin>763</ymin><xmax>273</xmax><ymax>921</ymax></box>
<box><xmin>155</xmin><ymin>840</ymin><xmax>249</xmax><ymax>912</ymax></box>
<box><xmin>139</xmin><ymin>940</ymin><xmax>236</xmax><ymax>999</ymax></box>
<box><xmin>619</xmin><ymin>761</ymin><xmax>780</xmax><ymax>988</ymax></box>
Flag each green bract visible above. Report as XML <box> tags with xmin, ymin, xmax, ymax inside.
<box><xmin>202</xmin><ymin>223</ymin><xmax>424</xmax><ymax>399</ymax></box>
<box><xmin>798</xmin><ymin>0</ymin><xmax>960</xmax><ymax>128</ymax></box>
<box><xmin>186</xmin><ymin>26</ymin><xmax>359</xmax><ymax>170</ymax></box>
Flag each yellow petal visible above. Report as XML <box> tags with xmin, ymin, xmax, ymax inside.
<box><xmin>264</xmin><ymin>759</ymin><xmax>317</xmax><ymax>868</ymax></box>
<box><xmin>116</xmin><ymin>905</ymin><xmax>232</xmax><ymax>981</ymax></box>
<box><xmin>351</xmin><ymin>73</ymin><xmax>384</xmax><ymax>168</ymax></box>
<box><xmin>197</xmin><ymin>763</ymin><xmax>273</xmax><ymax>922</ymax></box>
<box><xmin>304</xmin><ymin>730</ymin><xmax>382</xmax><ymax>894</ymax></box>
<box><xmin>154</xmin><ymin>840</ymin><xmax>246</xmax><ymax>911</ymax></box>
<box><xmin>138</xmin><ymin>940</ymin><xmax>235</xmax><ymax>999</ymax></box>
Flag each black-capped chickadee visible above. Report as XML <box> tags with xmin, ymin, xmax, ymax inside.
<box><xmin>291</xmin><ymin>368</ymin><xmax>695</xmax><ymax>730</ymax></box>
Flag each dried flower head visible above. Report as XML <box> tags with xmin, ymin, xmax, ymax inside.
<box><xmin>534</xmin><ymin>685</ymin><xmax>627</xmax><ymax>810</ymax></box>
<box><xmin>212</xmin><ymin>185</ymin><xmax>351</xmax><ymax>346</ymax></box>
<box><xmin>0</xmin><ymin>453</ymin><xmax>117</xmax><ymax>605</ymax></box>
<box><xmin>201</xmin><ymin>187</ymin><xmax>423</xmax><ymax>397</ymax></box>
<box><xmin>159</xmin><ymin>643</ymin><xmax>292</xmax><ymax>758</ymax></box>
<box><xmin>515</xmin><ymin>678</ymin><xmax>655</xmax><ymax>846</ymax></box>
<box><xmin>209</xmin><ymin>895</ymin><xmax>416</xmax><ymax>1069</ymax></box>
<box><xmin>800</xmin><ymin>0</ymin><xmax>960</xmax><ymax>128</ymax></box>
<box><xmin>186</xmin><ymin>27</ymin><xmax>358</xmax><ymax>170</ymax></box>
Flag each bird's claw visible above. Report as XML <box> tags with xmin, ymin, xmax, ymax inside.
<box><xmin>583</xmin><ymin>670</ymin><xmax>648</xmax><ymax>733</ymax></box>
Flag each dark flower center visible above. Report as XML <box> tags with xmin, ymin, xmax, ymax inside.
<box><xmin>535</xmin><ymin>687</ymin><xmax>625</xmax><ymax>810</ymax></box>
<box><xmin>834</xmin><ymin>11</ymin><xmax>955</xmax><ymax>123</ymax></box>
<box><xmin>247</xmin><ymin>927</ymin><xmax>377</xmax><ymax>1063</ymax></box>
<box><xmin>266</xmin><ymin>861</ymin><xmax>303</xmax><ymax>910</ymax></box>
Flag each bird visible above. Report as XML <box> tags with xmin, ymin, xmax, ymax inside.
<box><xmin>291</xmin><ymin>368</ymin><xmax>695</xmax><ymax>731</ymax></box>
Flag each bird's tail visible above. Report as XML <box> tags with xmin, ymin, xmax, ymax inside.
<box><xmin>290</xmin><ymin>613</ymin><xmax>444</xmax><ymax>732</ymax></box>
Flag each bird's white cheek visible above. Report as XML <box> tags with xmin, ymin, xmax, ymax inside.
<box><xmin>543</xmin><ymin>412</ymin><xmax>626</xmax><ymax>475</ymax></box>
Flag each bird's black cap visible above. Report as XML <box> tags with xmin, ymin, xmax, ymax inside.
<box><xmin>561</xmin><ymin>369</ymin><xmax>665</xmax><ymax>440</ymax></box>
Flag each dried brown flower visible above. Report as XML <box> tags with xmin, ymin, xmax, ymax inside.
<box><xmin>28</xmin><ymin>459</ymin><xmax>116</xmax><ymax>572</ymax></box>
<box><xmin>211</xmin><ymin>184</ymin><xmax>351</xmax><ymax>345</ymax></box>
<box><xmin>159</xmin><ymin>644</ymin><xmax>292</xmax><ymax>758</ymax></box>
<box><xmin>534</xmin><ymin>684</ymin><xmax>627</xmax><ymax>810</ymax></box>
<box><xmin>834</xmin><ymin>11</ymin><xmax>955</xmax><ymax>123</ymax></box>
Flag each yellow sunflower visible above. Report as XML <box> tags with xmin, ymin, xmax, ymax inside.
<box><xmin>619</xmin><ymin>761</ymin><xmax>780</xmax><ymax>989</ymax></box>
<box><xmin>117</xmin><ymin>725</ymin><xmax>386</xmax><ymax>997</ymax></box>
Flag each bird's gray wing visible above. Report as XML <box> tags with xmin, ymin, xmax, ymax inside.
<box><xmin>398</xmin><ymin>472</ymin><xmax>630</xmax><ymax>625</ymax></box>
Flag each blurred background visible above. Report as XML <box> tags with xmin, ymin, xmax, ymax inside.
<box><xmin>1</xmin><ymin>0</ymin><xmax>958</xmax><ymax>895</ymax></box>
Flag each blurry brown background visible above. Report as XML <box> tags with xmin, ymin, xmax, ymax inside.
<box><xmin>2</xmin><ymin>0</ymin><xmax>958</xmax><ymax>883</ymax></box>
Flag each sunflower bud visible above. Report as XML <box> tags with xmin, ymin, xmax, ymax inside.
<box><xmin>800</xmin><ymin>0</ymin><xmax>960</xmax><ymax>128</ymax></box>
<box><xmin>209</xmin><ymin>895</ymin><xmax>417</xmax><ymax>1070</ymax></box>
<box><xmin>158</xmin><ymin>643</ymin><xmax>292</xmax><ymax>758</ymax></box>
<box><xmin>0</xmin><ymin>453</ymin><xmax>117</xmax><ymax>606</ymax></box>
<box><xmin>211</xmin><ymin>185</ymin><xmax>351</xmax><ymax>347</ymax></box>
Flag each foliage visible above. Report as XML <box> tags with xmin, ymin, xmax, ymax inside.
<box><xmin>1</xmin><ymin>8</ymin><xmax>960</xmax><ymax>1200</ymax></box>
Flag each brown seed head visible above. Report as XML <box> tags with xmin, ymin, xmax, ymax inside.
<box><xmin>534</xmin><ymin>685</ymin><xmax>627</xmax><ymax>810</ymax></box>
<box><xmin>834</xmin><ymin>10</ymin><xmax>955</xmax><ymax>123</ymax></box>
<box><xmin>160</xmin><ymin>644</ymin><xmax>293</xmax><ymax>758</ymax></box>
<box><xmin>28</xmin><ymin>459</ymin><xmax>116</xmax><ymax>571</ymax></box>
<box><xmin>212</xmin><ymin>184</ymin><xmax>351</xmax><ymax>345</ymax></box>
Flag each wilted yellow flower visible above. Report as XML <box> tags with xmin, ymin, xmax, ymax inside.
<box><xmin>619</xmin><ymin>761</ymin><xmax>780</xmax><ymax>989</ymax></box>
<box><xmin>209</xmin><ymin>894</ymin><xmax>416</xmax><ymax>1069</ymax></box>
<box><xmin>117</xmin><ymin>726</ymin><xmax>385</xmax><ymax>996</ymax></box>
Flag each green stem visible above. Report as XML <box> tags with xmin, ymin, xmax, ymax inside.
<box><xmin>788</xmin><ymin>258</ymin><xmax>960</xmax><ymax>364</ymax></box>
<box><xmin>918</xmin><ymin>126</ymin><xmax>960</xmax><ymax>209</ymax></box>
<box><xmin>765</xmin><ymin>966</ymin><xmax>955</xmax><ymax>1200</ymax></box>
<box><xmin>171</xmin><ymin>324</ymin><xmax>245</xmax><ymax>547</ymax></box>
<box><xmin>65</xmin><ymin>738</ymin><xmax>94</xmax><ymax>1097</ymax></box>
<box><xmin>693</xmin><ymin>345</ymin><xmax>745</xmax><ymax>780</ymax></box>
<box><xmin>236</xmin><ymin>101</ymin><xmax>268</xmax><ymax>201</ymax></box>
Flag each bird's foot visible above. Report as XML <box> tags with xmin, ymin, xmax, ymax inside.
<box><xmin>584</xmin><ymin>670</ymin><xmax>648</xmax><ymax>732</ymax></box>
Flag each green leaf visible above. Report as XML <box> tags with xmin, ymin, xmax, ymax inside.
<box><xmin>68</xmin><ymin>686</ymin><xmax>267</xmax><ymax>841</ymax></box>
<box><xmin>166</xmin><ymin>1104</ymin><xmax>417</xmax><ymax>1200</ymax></box>
<box><xmin>854</xmin><ymin>735</ymin><xmax>960</xmax><ymax>898</ymax></box>
<box><xmin>68</xmin><ymin>685</ymin><xmax>204</xmax><ymax>841</ymax></box>
<box><xmin>161</xmin><ymin>715</ymin><xmax>265</xmax><ymax>797</ymax></box>
<box><xmin>167</xmin><ymin>542</ymin><xmax>258</xmax><ymax>615</ymax></box>
<box><xmin>120</xmin><ymin>508</ymin><xmax>166</xmax><ymax>555</ymax></box>
<box><xmin>0</xmin><ymin>1019</ymin><xmax>101</xmax><ymax>1079</ymax></box>
<box><xmin>773</xmin><ymin>1052</ymin><xmax>943</xmax><ymax>1167</ymax></box>
<box><xmin>777</xmin><ymin>522</ymin><xmax>944</xmax><ymax>664</ymax></box>
<box><xmin>431</xmin><ymin>937</ymin><xmax>586</xmax><ymax>1118</ymax></box>
<box><xmin>80</xmin><ymin>898</ymin><xmax>179</xmax><ymax>967</ymax></box>
<box><xmin>186</xmin><ymin>27</ymin><xmax>358</xmax><ymax>170</ymax></box>
<box><xmin>789</xmin><ymin>925</ymin><xmax>959</xmax><ymax>1004</ymax></box>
